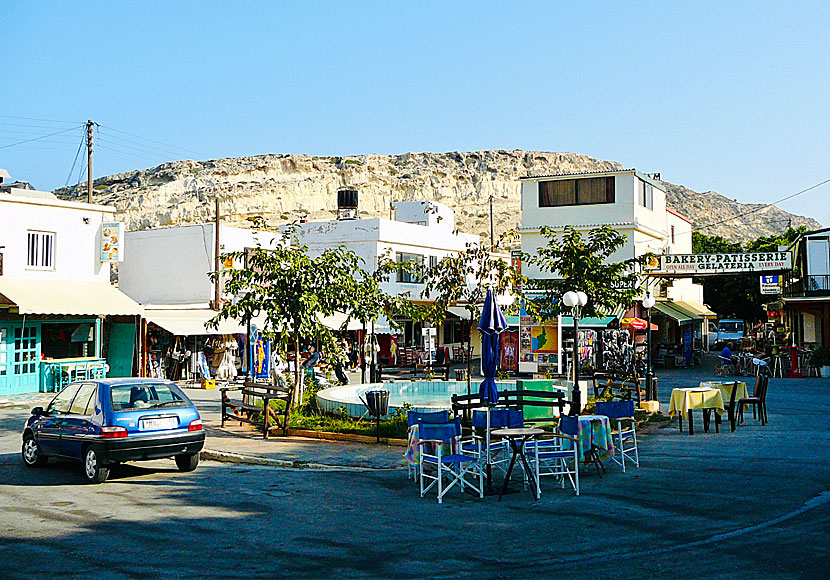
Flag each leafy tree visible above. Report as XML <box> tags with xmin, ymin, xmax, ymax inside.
<box><xmin>210</xmin><ymin>221</ymin><xmax>377</xmax><ymax>405</ymax></box>
<box><xmin>526</xmin><ymin>225</ymin><xmax>642</xmax><ymax>319</ymax></box>
<box><xmin>691</xmin><ymin>227</ymin><xmax>805</xmax><ymax>323</ymax></box>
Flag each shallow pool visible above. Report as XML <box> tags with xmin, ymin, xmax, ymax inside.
<box><xmin>316</xmin><ymin>380</ymin><xmax>516</xmax><ymax>419</ymax></box>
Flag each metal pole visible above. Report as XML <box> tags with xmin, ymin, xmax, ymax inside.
<box><xmin>86</xmin><ymin>120</ymin><xmax>94</xmax><ymax>204</ymax></box>
<box><xmin>646</xmin><ymin>306</ymin><xmax>655</xmax><ymax>400</ymax></box>
<box><xmin>489</xmin><ymin>194</ymin><xmax>495</xmax><ymax>251</ymax></box>
<box><xmin>571</xmin><ymin>307</ymin><xmax>581</xmax><ymax>415</ymax></box>
<box><xmin>214</xmin><ymin>198</ymin><xmax>221</xmax><ymax>309</ymax></box>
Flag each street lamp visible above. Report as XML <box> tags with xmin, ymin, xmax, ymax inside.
<box><xmin>563</xmin><ymin>290</ymin><xmax>588</xmax><ymax>415</ymax></box>
<box><xmin>642</xmin><ymin>294</ymin><xmax>656</xmax><ymax>400</ymax></box>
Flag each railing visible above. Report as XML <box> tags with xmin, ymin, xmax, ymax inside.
<box><xmin>783</xmin><ymin>274</ymin><xmax>830</xmax><ymax>297</ymax></box>
<box><xmin>40</xmin><ymin>359</ymin><xmax>109</xmax><ymax>393</ymax></box>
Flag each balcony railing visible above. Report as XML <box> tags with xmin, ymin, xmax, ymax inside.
<box><xmin>783</xmin><ymin>274</ymin><xmax>830</xmax><ymax>298</ymax></box>
<box><xmin>40</xmin><ymin>359</ymin><xmax>109</xmax><ymax>393</ymax></box>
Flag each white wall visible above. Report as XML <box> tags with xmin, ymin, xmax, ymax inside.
<box><xmin>0</xmin><ymin>190</ymin><xmax>113</xmax><ymax>282</ymax></box>
<box><xmin>119</xmin><ymin>224</ymin><xmax>273</xmax><ymax>305</ymax></box>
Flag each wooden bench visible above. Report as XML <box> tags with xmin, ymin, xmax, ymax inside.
<box><xmin>380</xmin><ymin>362</ymin><xmax>451</xmax><ymax>381</ymax></box>
<box><xmin>592</xmin><ymin>372</ymin><xmax>655</xmax><ymax>405</ymax></box>
<box><xmin>220</xmin><ymin>379</ymin><xmax>293</xmax><ymax>438</ymax></box>
<box><xmin>451</xmin><ymin>388</ymin><xmax>576</xmax><ymax>429</ymax></box>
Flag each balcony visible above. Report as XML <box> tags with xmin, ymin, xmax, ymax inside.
<box><xmin>783</xmin><ymin>274</ymin><xmax>830</xmax><ymax>298</ymax></box>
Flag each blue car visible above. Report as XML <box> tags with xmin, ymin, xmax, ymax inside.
<box><xmin>22</xmin><ymin>378</ymin><xmax>206</xmax><ymax>483</ymax></box>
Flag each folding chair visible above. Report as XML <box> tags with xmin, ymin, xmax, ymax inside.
<box><xmin>418</xmin><ymin>419</ymin><xmax>484</xmax><ymax>504</ymax></box>
<box><xmin>471</xmin><ymin>408</ymin><xmax>523</xmax><ymax>480</ymax></box>
<box><xmin>406</xmin><ymin>410</ymin><xmax>449</xmax><ymax>481</ymax></box>
<box><xmin>529</xmin><ymin>415</ymin><xmax>580</xmax><ymax>497</ymax></box>
<box><xmin>596</xmin><ymin>400</ymin><xmax>639</xmax><ymax>472</ymax></box>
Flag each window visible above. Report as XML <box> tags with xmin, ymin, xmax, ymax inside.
<box><xmin>13</xmin><ymin>326</ymin><xmax>37</xmax><ymax>375</ymax></box>
<box><xmin>69</xmin><ymin>383</ymin><xmax>97</xmax><ymax>415</ymax></box>
<box><xmin>396</xmin><ymin>252</ymin><xmax>424</xmax><ymax>283</ymax></box>
<box><xmin>27</xmin><ymin>231</ymin><xmax>55</xmax><ymax>270</ymax></box>
<box><xmin>539</xmin><ymin>177</ymin><xmax>615</xmax><ymax>207</ymax></box>
<box><xmin>0</xmin><ymin>328</ymin><xmax>7</xmax><ymax>376</ymax></box>
<box><xmin>48</xmin><ymin>385</ymin><xmax>80</xmax><ymax>415</ymax></box>
<box><xmin>110</xmin><ymin>383</ymin><xmax>188</xmax><ymax>412</ymax></box>
<box><xmin>638</xmin><ymin>179</ymin><xmax>654</xmax><ymax>209</ymax></box>
<box><xmin>443</xmin><ymin>320</ymin><xmax>464</xmax><ymax>344</ymax></box>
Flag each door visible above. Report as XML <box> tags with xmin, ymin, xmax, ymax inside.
<box><xmin>0</xmin><ymin>324</ymin><xmax>41</xmax><ymax>396</ymax></box>
<box><xmin>60</xmin><ymin>383</ymin><xmax>98</xmax><ymax>459</ymax></box>
<box><xmin>37</xmin><ymin>385</ymin><xmax>79</xmax><ymax>456</ymax></box>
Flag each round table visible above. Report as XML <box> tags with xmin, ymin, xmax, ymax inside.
<box><xmin>491</xmin><ymin>427</ymin><xmax>543</xmax><ymax>501</ymax></box>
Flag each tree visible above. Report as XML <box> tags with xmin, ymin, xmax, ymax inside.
<box><xmin>691</xmin><ymin>227</ymin><xmax>805</xmax><ymax>323</ymax></box>
<box><xmin>420</xmin><ymin>234</ymin><xmax>523</xmax><ymax>386</ymax></box>
<box><xmin>209</xmin><ymin>221</ymin><xmax>373</xmax><ymax>406</ymax></box>
<box><xmin>527</xmin><ymin>225</ymin><xmax>642</xmax><ymax>319</ymax></box>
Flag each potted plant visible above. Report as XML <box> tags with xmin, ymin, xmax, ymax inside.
<box><xmin>811</xmin><ymin>346</ymin><xmax>830</xmax><ymax>379</ymax></box>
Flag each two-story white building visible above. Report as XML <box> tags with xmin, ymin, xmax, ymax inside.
<box><xmin>518</xmin><ymin>169</ymin><xmax>714</xmax><ymax>359</ymax></box>
<box><xmin>0</xmin><ymin>170</ymin><xmax>142</xmax><ymax>396</ymax></box>
<box><xmin>290</xmin><ymin>200</ymin><xmax>481</xmax><ymax>363</ymax></box>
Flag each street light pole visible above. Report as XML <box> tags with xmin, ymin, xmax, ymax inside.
<box><xmin>642</xmin><ymin>294</ymin><xmax>656</xmax><ymax>400</ymax></box>
<box><xmin>563</xmin><ymin>290</ymin><xmax>588</xmax><ymax>415</ymax></box>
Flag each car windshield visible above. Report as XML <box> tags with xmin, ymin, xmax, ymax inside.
<box><xmin>111</xmin><ymin>383</ymin><xmax>190</xmax><ymax>412</ymax></box>
<box><xmin>719</xmin><ymin>322</ymin><xmax>744</xmax><ymax>333</ymax></box>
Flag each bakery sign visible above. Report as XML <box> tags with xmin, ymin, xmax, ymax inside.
<box><xmin>657</xmin><ymin>251</ymin><xmax>792</xmax><ymax>276</ymax></box>
<box><xmin>100</xmin><ymin>222</ymin><xmax>125</xmax><ymax>262</ymax></box>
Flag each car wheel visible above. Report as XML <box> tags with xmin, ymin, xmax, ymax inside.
<box><xmin>83</xmin><ymin>446</ymin><xmax>110</xmax><ymax>484</ymax></box>
<box><xmin>22</xmin><ymin>435</ymin><xmax>48</xmax><ymax>467</ymax></box>
<box><xmin>175</xmin><ymin>452</ymin><xmax>199</xmax><ymax>472</ymax></box>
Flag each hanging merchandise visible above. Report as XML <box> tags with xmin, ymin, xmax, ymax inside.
<box><xmin>214</xmin><ymin>334</ymin><xmax>239</xmax><ymax>380</ymax></box>
<box><xmin>198</xmin><ymin>352</ymin><xmax>212</xmax><ymax>380</ymax></box>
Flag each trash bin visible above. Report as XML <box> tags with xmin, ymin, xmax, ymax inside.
<box><xmin>454</xmin><ymin>368</ymin><xmax>466</xmax><ymax>381</ymax></box>
<box><xmin>364</xmin><ymin>389</ymin><xmax>390</xmax><ymax>419</ymax></box>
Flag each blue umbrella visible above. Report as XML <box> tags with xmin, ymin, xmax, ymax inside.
<box><xmin>477</xmin><ymin>287</ymin><xmax>508</xmax><ymax>491</ymax></box>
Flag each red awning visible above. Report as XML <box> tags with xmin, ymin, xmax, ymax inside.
<box><xmin>621</xmin><ymin>317</ymin><xmax>658</xmax><ymax>331</ymax></box>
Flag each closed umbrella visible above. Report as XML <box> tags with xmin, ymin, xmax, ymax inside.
<box><xmin>478</xmin><ymin>288</ymin><xmax>508</xmax><ymax>490</ymax></box>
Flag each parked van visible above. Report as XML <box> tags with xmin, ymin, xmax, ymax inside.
<box><xmin>716</xmin><ymin>319</ymin><xmax>745</xmax><ymax>348</ymax></box>
<box><xmin>707</xmin><ymin>321</ymin><xmax>719</xmax><ymax>350</ymax></box>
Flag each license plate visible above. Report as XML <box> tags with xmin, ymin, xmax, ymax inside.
<box><xmin>139</xmin><ymin>416</ymin><xmax>178</xmax><ymax>431</ymax></box>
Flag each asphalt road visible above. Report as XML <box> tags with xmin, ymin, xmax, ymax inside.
<box><xmin>1</xmin><ymin>366</ymin><xmax>828</xmax><ymax>579</ymax></box>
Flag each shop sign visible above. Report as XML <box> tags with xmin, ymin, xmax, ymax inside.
<box><xmin>657</xmin><ymin>251</ymin><xmax>792</xmax><ymax>275</ymax></box>
<box><xmin>510</xmin><ymin>250</ymin><xmax>522</xmax><ymax>287</ymax></box>
<box><xmin>760</xmin><ymin>275</ymin><xmax>781</xmax><ymax>295</ymax></box>
<box><xmin>100</xmin><ymin>222</ymin><xmax>125</xmax><ymax>262</ymax></box>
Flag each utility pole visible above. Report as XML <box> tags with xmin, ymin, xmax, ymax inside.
<box><xmin>214</xmin><ymin>197</ymin><xmax>221</xmax><ymax>310</ymax></box>
<box><xmin>86</xmin><ymin>120</ymin><xmax>94</xmax><ymax>203</ymax></box>
<box><xmin>489</xmin><ymin>193</ymin><xmax>495</xmax><ymax>251</ymax></box>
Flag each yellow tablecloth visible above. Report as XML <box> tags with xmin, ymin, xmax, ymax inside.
<box><xmin>668</xmin><ymin>387</ymin><xmax>725</xmax><ymax>417</ymax></box>
<box><xmin>699</xmin><ymin>381</ymin><xmax>749</xmax><ymax>402</ymax></box>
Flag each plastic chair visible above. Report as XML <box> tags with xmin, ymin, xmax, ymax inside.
<box><xmin>529</xmin><ymin>415</ymin><xmax>580</xmax><ymax>497</ymax></box>
<box><xmin>418</xmin><ymin>419</ymin><xmax>484</xmax><ymax>504</ymax></box>
<box><xmin>406</xmin><ymin>410</ymin><xmax>449</xmax><ymax>480</ymax></box>
<box><xmin>596</xmin><ymin>400</ymin><xmax>639</xmax><ymax>472</ymax></box>
<box><xmin>737</xmin><ymin>374</ymin><xmax>769</xmax><ymax>426</ymax></box>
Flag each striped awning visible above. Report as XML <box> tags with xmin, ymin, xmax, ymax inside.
<box><xmin>0</xmin><ymin>279</ymin><xmax>142</xmax><ymax>316</ymax></box>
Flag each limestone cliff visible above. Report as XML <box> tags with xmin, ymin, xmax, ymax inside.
<box><xmin>56</xmin><ymin>150</ymin><xmax>821</xmax><ymax>245</ymax></box>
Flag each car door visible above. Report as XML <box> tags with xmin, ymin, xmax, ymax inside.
<box><xmin>37</xmin><ymin>385</ymin><xmax>79</xmax><ymax>456</ymax></box>
<box><xmin>59</xmin><ymin>383</ymin><xmax>98</xmax><ymax>459</ymax></box>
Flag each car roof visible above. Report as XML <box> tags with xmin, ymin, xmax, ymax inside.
<box><xmin>81</xmin><ymin>377</ymin><xmax>175</xmax><ymax>387</ymax></box>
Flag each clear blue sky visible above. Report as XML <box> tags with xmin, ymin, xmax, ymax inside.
<box><xmin>2</xmin><ymin>1</ymin><xmax>828</xmax><ymax>226</ymax></box>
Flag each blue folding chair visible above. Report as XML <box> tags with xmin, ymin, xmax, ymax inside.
<box><xmin>529</xmin><ymin>415</ymin><xmax>580</xmax><ymax>497</ymax></box>
<box><xmin>471</xmin><ymin>408</ymin><xmax>524</xmax><ymax>478</ymax></box>
<box><xmin>406</xmin><ymin>410</ymin><xmax>450</xmax><ymax>480</ymax></box>
<box><xmin>596</xmin><ymin>400</ymin><xmax>639</xmax><ymax>472</ymax></box>
<box><xmin>418</xmin><ymin>419</ymin><xmax>484</xmax><ymax>504</ymax></box>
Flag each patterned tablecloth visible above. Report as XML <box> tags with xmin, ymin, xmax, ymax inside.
<box><xmin>699</xmin><ymin>381</ymin><xmax>749</xmax><ymax>403</ymax></box>
<box><xmin>403</xmin><ymin>424</ymin><xmax>459</xmax><ymax>466</ymax></box>
<box><xmin>668</xmin><ymin>387</ymin><xmax>725</xmax><ymax>417</ymax></box>
<box><xmin>570</xmin><ymin>415</ymin><xmax>615</xmax><ymax>464</ymax></box>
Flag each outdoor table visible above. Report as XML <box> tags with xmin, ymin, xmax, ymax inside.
<box><xmin>699</xmin><ymin>381</ymin><xmax>749</xmax><ymax>402</ymax></box>
<box><xmin>568</xmin><ymin>415</ymin><xmax>615</xmax><ymax>477</ymax></box>
<box><xmin>492</xmin><ymin>427</ymin><xmax>543</xmax><ymax>501</ymax></box>
<box><xmin>668</xmin><ymin>387</ymin><xmax>725</xmax><ymax>434</ymax></box>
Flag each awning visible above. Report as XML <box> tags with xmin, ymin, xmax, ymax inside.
<box><xmin>0</xmin><ymin>279</ymin><xmax>142</xmax><ymax>316</ymax></box>
<box><xmin>561</xmin><ymin>316</ymin><xmax>618</xmax><ymax>328</ymax></box>
<box><xmin>145</xmin><ymin>308</ymin><xmax>268</xmax><ymax>336</ymax></box>
<box><xmin>319</xmin><ymin>311</ymin><xmax>364</xmax><ymax>331</ymax></box>
<box><xmin>674</xmin><ymin>300</ymin><xmax>717</xmax><ymax>318</ymax></box>
<box><xmin>653</xmin><ymin>301</ymin><xmax>702</xmax><ymax>324</ymax></box>
<box><xmin>621</xmin><ymin>317</ymin><xmax>658</xmax><ymax>331</ymax></box>
<box><xmin>447</xmin><ymin>306</ymin><xmax>481</xmax><ymax>320</ymax></box>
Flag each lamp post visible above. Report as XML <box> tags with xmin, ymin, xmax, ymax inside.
<box><xmin>563</xmin><ymin>290</ymin><xmax>588</xmax><ymax>415</ymax></box>
<box><xmin>642</xmin><ymin>294</ymin><xmax>656</xmax><ymax>400</ymax></box>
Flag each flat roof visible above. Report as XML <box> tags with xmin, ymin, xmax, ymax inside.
<box><xmin>520</xmin><ymin>168</ymin><xmax>666</xmax><ymax>191</ymax></box>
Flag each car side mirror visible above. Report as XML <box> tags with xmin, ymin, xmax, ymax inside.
<box><xmin>31</xmin><ymin>407</ymin><xmax>44</xmax><ymax>416</ymax></box>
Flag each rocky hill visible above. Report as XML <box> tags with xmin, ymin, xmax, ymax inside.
<box><xmin>56</xmin><ymin>150</ymin><xmax>821</xmax><ymax>245</ymax></box>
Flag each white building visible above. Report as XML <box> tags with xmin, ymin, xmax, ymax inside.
<box><xmin>519</xmin><ymin>169</ymin><xmax>714</xmax><ymax>356</ymax></box>
<box><xmin>0</xmin><ymin>171</ymin><xmax>142</xmax><ymax>395</ymax></box>
<box><xmin>291</xmin><ymin>200</ymin><xmax>480</xmax><ymax>360</ymax></box>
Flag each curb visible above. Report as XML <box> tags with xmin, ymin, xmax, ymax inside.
<box><xmin>201</xmin><ymin>449</ymin><xmax>403</xmax><ymax>472</ymax></box>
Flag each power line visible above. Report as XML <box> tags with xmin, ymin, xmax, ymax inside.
<box><xmin>0</xmin><ymin>126</ymin><xmax>82</xmax><ymax>150</ymax></box>
<box><xmin>0</xmin><ymin>114</ymin><xmax>83</xmax><ymax>124</ymax></box>
<box><xmin>97</xmin><ymin>124</ymin><xmax>207</xmax><ymax>158</ymax></box>
<box><xmin>65</xmin><ymin>132</ymin><xmax>86</xmax><ymax>188</ymax></box>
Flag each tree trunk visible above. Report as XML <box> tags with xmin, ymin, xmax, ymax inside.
<box><xmin>293</xmin><ymin>336</ymin><xmax>302</xmax><ymax>409</ymax></box>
